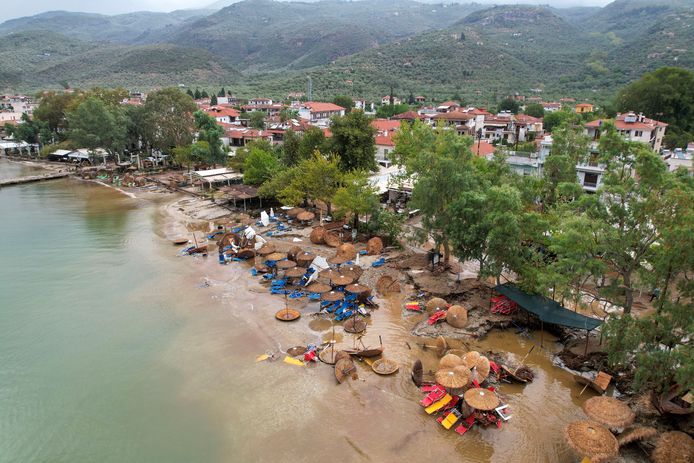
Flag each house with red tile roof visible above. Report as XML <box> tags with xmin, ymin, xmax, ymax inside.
<box><xmin>381</xmin><ymin>95</ymin><xmax>401</xmax><ymax>105</ymax></box>
<box><xmin>542</xmin><ymin>102</ymin><xmax>562</xmax><ymax>112</ymax></box>
<box><xmin>298</xmin><ymin>102</ymin><xmax>346</xmax><ymax>126</ymax></box>
<box><xmin>204</xmin><ymin>105</ymin><xmax>240</xmax><ymax>124</ymax></box>
<box><xmin>585</xmin><ymin>112</ymin><xmax>667</xmax><ymax>152</ymax></box>
<box><xmin>371</xmin><ymin>118</ymin><xmax>402</xmax><ymax>166</ymax></box>
<box><xmin>436</xmin><ymin>101</ymin><xmax>461</xmax><ymax>113</ymax></box>
<box><xmin>575</xmin><ymin>103</ymin><xmax>594</xmax><ymax>114</ymax></box>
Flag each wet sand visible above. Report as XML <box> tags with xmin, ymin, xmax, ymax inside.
<box><xmin>152</xmin><ymin>195</ymin><xmax>606</xmax><ymax>463</ymax></box>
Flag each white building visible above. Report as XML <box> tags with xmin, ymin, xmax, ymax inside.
<box><xmin>585</xmin><ymin>112</ymin><xmax>668</xmax><ymax>152</ymax></box>
<box><xmin>297</xmin><ymin>102</ymin><xmax>345</xmax><ymax>126</ymax></box>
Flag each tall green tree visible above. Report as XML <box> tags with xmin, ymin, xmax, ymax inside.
<box><xmin>210</xmin><ymin>94</ymin><xmax>218</xmax><ymax>105</ymax></box>
<box><xmin>276</xmin><ymin>153</ymin><xmax>342</xmax><ymax>214</ymax></box>
<box><xmin>543</xmin><ymin>122</ymin><xmax>589</xmax><ymax>206</ymax></box>
<box><xmin>249</xmin><ymin>111</ymin><xmax>265</xmax><ymax>130</ymax></box>
<box><xmin>329</xmin><ymin>110</ymin><xmax>377</xmax><ymax>172</ymax></box>
<box><xmin>524</xmin><ymin>103</ymin><xmax>545</xmax><ymax>118</ymax></box>
<box><xmin>498</xmin><ymin>98</ymin><xmax>520</xmax><ymax>114</ymax></box>
<box><xmin>279</xmin><ymin>129</ymin><xmax>302</xmax><ymax>166</ymax></box>
<box><xmin>614</xmin><ymin>67</ymin><xmax>694</xmax><ymax>148</ymax></box>
<box><xmin>33</xmin><ymin>91</ymin><xmax>80</xmax><ymax>136</ymax></box>
<box><xmin>193</xmin><ymin>110</ymin><xmax>225</xmax><ymax>166</ymax></box>
<box><xmin>298</xmin><ymin>126</ymin><xmax>326</xmax><ymax>160</ymax></box>
<box><xmin>7</xmin><ymin>113</ymin><xmax>51</xmax><ymax>146</ymax></box>
<box><xmin>243</xmin><ymin>144</ymin><xmax>281</xmax><ymax>185</ymax></box>
<box><xmin>332</xmin><ymin>170</ymin><xmax>379</xmax><ymax>229</ymax></box>
<box><xmin>68</xmin><ymin>97</ymin><xmax>127</xmax><ymax>155</ymax></box>
<box><xmin>143</xmin><ymin>88</ymin><xmax>197</xmax><ymax>154</ymax></box>
<box><xmin>333</xmin><ymin>95</ymin><xmax>354</xmax><ymax>113</ymax></box>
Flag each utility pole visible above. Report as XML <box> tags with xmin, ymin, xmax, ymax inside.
<box><xmin>307</xmin><ymin>76</ymin><xmax>313</xmax><ymax>102</ymax></box>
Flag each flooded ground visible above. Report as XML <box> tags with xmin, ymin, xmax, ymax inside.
<box><xmin>0</xmin><ymin>165</ymin><xmax>593</xmax><ymax>462</ymax></box>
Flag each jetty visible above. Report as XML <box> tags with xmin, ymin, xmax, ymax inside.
<box><xmin>0</xmin><ymin>172</ymin><xmax>70</xmax><ymax>188</ymax></box>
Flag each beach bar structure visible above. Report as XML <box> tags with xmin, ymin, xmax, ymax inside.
<box><xmin>220</xmin><ymin>184</ymin><xmax>261</xmax><ymax>210</ymax></box>
<box><xmin>190</xmin><ymin>168</ymin><xmax>242</xmax><ymax>189</ymax></box>
<box><xmin>494</xmin><ymin>283</ymin><xmax>603</xmax><ymax>354</ymax></box>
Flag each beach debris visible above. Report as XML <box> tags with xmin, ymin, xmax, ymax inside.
<box><xmin>257</xmin><ymin>244</ymin><xmax>277</xmax><ymax>256</ymax></box>
<box><xmin>439</xmin><ymin>354</ymin><xmax>464</xmax><ymax>369</ymax></box>
<box><xmin>275</xmin><ymin>308</ymin><xmax>301</xmax><ymax>321</ymax></box>
<box><xmin>276</xmin><ymin>259</ymin><xmax>298</xmax><ymax>270</ymax></box>
<box><xmin>283</xmin><ymin>356</ymin><xmax>305</xmax><ymax>367</ymax></box>
<box><xmin>331</xmin><ymin>274</ymin><xmax>353</xmax><ymax>286</ymax></box>
<box><xmin>287</xmin><ymin>207</ymin><xmax>305</xmax><ymax>218</ymax></box>
<box><xmin>344</xmin><ymin>317</ymin><xmax>367</xmax><ymax>334</ymax></box>
<box><xmin>367</xmin><ymin>237</ymin><xmax>383</xmax><ymax>255</ymax></box>
<box><xmin>574</xmin><ymin>371</ymin><xmax>613</xmax><ymax>395</ymax></box>
<box><xmin>310</xmin><ymin>227</ymin><xmax>325</xmax><ymax>244</ymax></box>
<box><xmin>426</xmin><ymin>297</ymin><xmax>448</xmax><ymax>314</ymax></box>
<box><xmin>172</xmin><ymin>237</ymin><xmax>189</xmax><ymax>245</ymax></box>
<box><xmin>296</xmin><ymin>211</ymin><xmax>315</xmax><ymax>222</ymax></box>
<box><xmin>256</xmin><ymin>354</ymin><xmax>271</xmax><ymax>362</ymax></box>
<box><xmin>287</xmin><ymin>346</ymin><xmax>308</xmax><ymax>357</ymax></box>
<box><xmin>564</xmin><ymin>420</ymin><xmax>619</xmax><ymax>463</ymax></box>
<box><xmin>617</xmin><ymin>426</ymin><xmax>658</xmax><ymax>447</ymax></box>
<box><xmin>405</xmin><ymin>301</ymin><xmax>422</xmax><ymax>312</ymax></box>
<box><xmin>328</xmin><ymin>255</ymin><xmax>350</xmax><ymax>266</ymax></box>
<box><xmin>335</xmin><ymin>357</ymin><xmax>358</xmax><ymax>384</ymax></box>
<box><xmin>436</xmin><ymin>367</ymin><xmax>471</xmax><ymax>389</ymax></box>
<box><xmin>412</xmin><ymin>360</ymin><xmax>424</xmax><ymax>387</ymax></box>
<box><xmin>464</xmin><ymin>388</ymin><xmax>500</xmax><ymax>411</ymax></box>
<box><xmin>651</xmin><ymin>431</ymin><xmax>694</xmax><ymax>463</ymax></box>
<box><xmin>372</xmin><ymin>358</ymin><xmax>399</xmax><ymax>375</ymax></box>
<box><xmin>324</xmin><ymin>231</ymin><xmax>342</xmax><ymax>248</ymax></box>
<box><xmin>582</xmin><ymin>396</ymin><xmax>636</xmax><ymax>431</ymax></box>
<box><xmin>446</xmin><ymin>305</ymin><xmax>468</xmax><ymax>329</ymax></box>
<box><xmin>336</xmin><ymin>243</ymin><xmax>357</xmax><ymax>260</ymax></box>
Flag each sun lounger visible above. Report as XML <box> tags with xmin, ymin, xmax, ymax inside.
<box><xmin>371</xmin><ymin>257</ymin><xmax>385</xmax><ymax>268</ymax></box>
<box><xmin>441</xmin><ymin>409</ymin><xmax>463</xmax><ymax>430</ymax></box>
<box><xmin>427</xmin><ymin>311</ymin><xmax>448</xmax><ymax>325</ymax></box>
<box><xmin>420</xmin><ymin>386</ymin><xmax>446</xmax><ymax>406</ymax></box>
<box><xmin>425</xmin><ymin>394</ymin><xmax>453</xmax><ymax>414</ymax></box>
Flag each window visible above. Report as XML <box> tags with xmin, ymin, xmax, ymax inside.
<box><xmin>583</xmin><ymin>172</ymin><xmax>599</xmax><ymax>188</ymax></box>
<box><xmin>634</xmin><ymin>130</ymin><xmax>643</xmax><ymax>137</ymax></box>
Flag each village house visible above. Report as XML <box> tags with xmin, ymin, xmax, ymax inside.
<box><xmin>240</xmin><ymin>103</ymin><xmax>284</xmax><ymax>116</ymax></box>
<box><xmin>247</xmin><ymin>98</ymin><xmax>273</xmax><ymax>106</ymax></box>
<box><xmin>381</xmin><ymin>95</ymin><xmax>402</xmax><ymax>105</ymax></box>
<box><xmin>585</xmin><ymin>112</ymin><xmax>668</xmax><ymax>152</ymax></box>
<box><xmin>0</xmin><ymin>112</ymin><xmax>24</xmax><ymax>125</ymax></box>
<box><xmin>297</xmin><ymin>102</ymin><xmax>345</xmax><ymax>126</ymax></box>
<box><xmin>575</xmin><ymin>103</ymin><xmax>594</xmax><ymax>114</ymax></box>
<box><xmin>204</xmin><ymin>105</ymin><xmax>240</xmax><ymax>124</ymax></box>
<box><xmin>432</xmin><ymin>111</ymin><xmax>480</xmax><ymax>136</ymax></box>
<box><xmin>436</xmin><ymin>101</ymin><xmax>461</xmax><ymax>113</ymax></box>
<box><xmin>414</xmin><ymin>95</ymin><xmax>427</xmax><ymax>104</ymax></box>
<box><xmin>372</xmin><ymin>119</ymin><xmax>401</xmax><ymax>166</ymax></box>
<box><xmin>223</xmin><ymin>127</ymin><xmax>274</xmax><ymax>150</ymax></box>
<box><xmin>354</xmin><ymin>99</ymin><xmax>367</xmax><ymax>111</ymax></box>
<box><xmin>542</xmin><ymin>102</ymin><xmax>562</xmax><ymax>112</ymax></box>
<box><xmin>661</xmin><ymin>143</ymin><xmax>694</xmax><ymax>173</ymax></box>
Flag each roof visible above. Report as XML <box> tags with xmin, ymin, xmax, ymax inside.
<box><xmin>372</xmin><ymin>119</ymin><xmax>401</xmax><ymax>132</ymax></box>
<box><xmin>514</xmin><ymin>114</ymin><xmax>542</xmax><ymax>124</ymax></box>
<box><xmin>392</xmin><ymin>111</ymin><xmax>423</xmax><ymax>120</ymax></box>
<box><xmin>576</xmin><ymin>103</ymin><xmax>594</xmax><ymax>108</ymax></box>
<box><xmin>432</xmin><ymin>111</ymin><xmax>475</xmax><ymax>121</ymax></box>
<box><xmin>494</xmin><ymin>283</ymin><xmax>603</xmax><ymax>331</ymax></box>
<box><xmin>472</xmin><ymin>141</ymin><xmax>496</xmax><ymax>157</ymax></box>
<box><xmin>438</xmin><ymin>101</ymin><xmax>459</xmax><ymax>107</ymax></box>
<box><xmin>375</xmin><ymin>135</ymin><xmax>395</xmax><ymax>147</ymax></box>
<box><xmin>302</xmin><ymin>102</ymin><xmax>345</xmax><ymax>113</ymax></box>
<box><xmin>585</xmin><ymin>112</ymin><xmax>668</xmax><ymax>131</ymax></box>
<box><xmin>205</xmin><ymin>106</ymin><xmax>240</xmax><ymax>118</ymax></box>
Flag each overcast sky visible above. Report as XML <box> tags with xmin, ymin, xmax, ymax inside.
<box><xmin>1</xmin><ymin>0</ymin><xmax>614</xmax><ymax>22</ymax></box>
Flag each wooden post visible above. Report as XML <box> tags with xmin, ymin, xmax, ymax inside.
<box><xmin>540</xmin><ymin>320</ymin><xmax>544</xmax><ymax>348</ymax></box>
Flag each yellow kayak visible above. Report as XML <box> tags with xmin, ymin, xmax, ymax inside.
<box><xmin>425</xmin><ymin>394</ymin><xmax>452</xmax><ymax>414</ymax></box>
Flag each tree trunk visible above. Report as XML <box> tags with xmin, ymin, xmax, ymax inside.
<box><xmin>623</xmin><ymin>273</ymin><xmax>633</xmax><ymax>314</ymax></box>
<box><xmin>352</xmin><ymin>212</ymin><xmax>359</xmax><ymax>231</ymax></box>
<box><xmin>658</xmin><ymin>264</ymin><xmax>673</xmax><ymax>313</ymax></box>
<box><xmin>443</xmin><ymin>238</ymin><xmax>450</xmax><ymax>266</ymax></box>
<box><xmin>327</xmin><ymin>202</ymin><xmax>332</xmax><ymax>216</ymax></box>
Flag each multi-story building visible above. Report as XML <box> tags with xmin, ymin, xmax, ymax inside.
<box><xmin>585</xmin><ymin>112</ymin><xmax>668</xmax><ymax>152</ymax></box>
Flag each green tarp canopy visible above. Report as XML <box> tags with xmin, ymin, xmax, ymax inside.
<box><xmin>494</xmin><ymin>283</ymin><xmax>603</xmax><ymax>331</ymax></box>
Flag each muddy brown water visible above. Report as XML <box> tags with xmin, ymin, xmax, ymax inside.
<box><xmin>167</xmin><ymin>233</ymin><xmax>595</xmax><ymax>462</ymax></box>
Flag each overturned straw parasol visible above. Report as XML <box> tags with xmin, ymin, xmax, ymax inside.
<box><xmin>257</xmin><ymin>244</ymin><xmax>276</xmax><ymax>256</ymax></box>
<box><xmin>335</xmin><ymin>357</ymin><xmax>358</xmax><ymax>384</ymax></box>
<box><xmin>372</xmin><ymin>358</ymin><xmax>399</xmax><ymax>375</ymax></box>
<box><xmin>254</xmin><ymin>263</ymin><xmax>270</xmax><ymax>273</ymax></box>
<box><xmin>276</xmin><ymin>259</ymin><xmax>298</xmax><ymax>270</ymax></box>
<box><xmin>439</xmin><ymin>353</ymin><xmax>464</xmax><ymax>369</ymax></box>
<box><xmin>275</xmin><ymin>308</ymin><xmax>301</xmax><ymax>321</ymax></box>
<box><xmin>296</xmin><ymin>252</ymin><xmax>315</xmax><ymax>267</ymax></box>
<box><xmin>471</xmin><ymin>356</ymin><xmax>491</xmax><ymax>383</ymax></box>
<box><xmin>345</xmin><ymin>283</ymin><xmax>370</xmax><ymax>295</ymax></box>
<box><xmin>618</xmin><ymin>426</ymin><xmax>658</xmax><ymax>447</ymax></box>
<box><xmin>464</xmin><ymin>387</ymin><xmax>500</xmax><ymax>411</ymax></box>
<box><xmin>411</xmin><ymin>359</ymin><xmax>424</xmax><ymax>387</ymax></box>
<box><xmin>296</xmin><ymin>211</ymin><xmax>315</xmax><ymax>222</ymax></box>
<box><xmin>324</xmin><ymin>231</ymin><xmax>342</xmax><ymax>248</ymax></box>
<box><xmin>341</xmin><ymin>265</ymin><xmax>363</xmax><ymax>277</ymax></box>
<box><xmin>306</xmin><ymin>282</ymin><xmax>332</xmax><ymax>294</ymax></box>
<box><xmin>446</xmin><ymin>305</ymin><xmax>468</xmax><ymax>329</ymax></box>
<box><xmin>426</xmin><ymin>297</ymin><xmax>448</xmax><ymax>313</ymax></box>
<box><xmin>287</xmin><ymin>207</ymin><xmax>305</xmax><ymax>218</ymax></box>
<box><xmin>435</xmin><ymin>336</ymin><xmax>448</xmax><ymax>357</ymax></box>
<box><xmin>322</xmin><ymin>291</ymin><xmax>344</xmax><ymax>302</ymax></box>
<box><xmin>564</xmin><ymin>420</ymin><xmax>619</xmax><ymax>463</ymax></box>
<box><xmin>284</xmin><ymin>267</ymin><xmax>306</xmax><ymax>278</ymax></box>
<box><xmin>237</xmin><ymin>248</ymin><xmax>256</xmax><ymax>259</ymax></box>
<box><xmin>583</xmin><ymin>396</ymin><xmax>636</xmax><ymax>430</ymax></box>
<box><xmin>287</xmin><ymin>246</ymin><xmax>303</xmax><ymax>261</ymax></box>
<box><xmin>651</xmin><ymin>431</ymin><xmax>694</xmax><ymax>463</ymax></box>
<box><xmin>462</xmin><ymin>351</ymin><xmax>481</xmax><ymax>369</ymax></box>
<box><xmin>318</xmin><ymin>268</ymin><xmax>339</xmax><ymax>283</ymax></box>
<box><xmin>331</xmin><ymin>274</ymin><xmax>353</xmax><ymax>286</ymax></box>
<box><xmin>435</xmin><ymin>366</ymin><xmax>471</xmax><ymax>389</ymax></box>
<box><xmin>265</xmin><ymin>252</ymin><xmax>287</xmax><ymax>262</ymax></box>
<box><xmin>344</xmin><ymin>318</ymin><xmax>367</xmax><ymax>334</ymax></box>
<box><xmin>287</xmin><ymin>346</ymin><xmax>307</xmax><ymax>357</ymax></box>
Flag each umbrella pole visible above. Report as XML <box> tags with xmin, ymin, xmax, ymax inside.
<box><xmin>513</xmin><ymin>345</ymin><xmax>535</xmax><ymax>375</ymax></box>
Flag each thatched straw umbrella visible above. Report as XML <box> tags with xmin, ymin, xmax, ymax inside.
<box><xmin>324</xmin><ymin>231</ymin><xmax>342</xmax><ymax>248</ymax></box>
<box><xmin>439</xmin><ymin>354</ymin><xmax>464</xmax><ymax>369</ymax></box>
<box><xmin>321</xmin><ymin>291</ymin><xmax>344</xmax><ymax>302</ymax></box>
<box><xmin>464</xmin><ymin>388</ymin><xmax>500</xmax><ymax>411</ymax></box>
<box><xmin>318</xmin><ymin>268</ymin><xmax>339</xmax><ymax>283</ymax></box>
<box><xmin>275</xmin><ymin>308</ymin><xmax>301</xmax><ymax>321</ymax></box>
<box><xmin>411</xmin><ymin>359</ymin><xmax>423</xmax><ymax>387</ymax></box>
<box><xmin>297</xmin><ymin>211</ymin><xmax>315</xmax><ymax>222</ymax></box>
<box><xmin>435</xmin><ymin>366</ymin><xmax>471</xmax><ymax>389</ymax></box>
<box><xmin>583</xmin><ymin>396</ymin><xmax>636</xmax><ymax>430</ymax></box>
<box><xmin>446</xmin><ymin>305</ymin><xmax>468</xmax><ymax>329</ymax></box>
<box><xmin>470</xmin><ymin>356</ymin><xmax>491</xmax><ymax>383</ymax></box>
<box><xmin>462</xmin><ymin>351</ymin><xmax>481</xmax><ymax>369</ymax></box>
<box><xmin>336</xmin><ymin>243</ymin><xmax>357</xmax><ymax>260</ymax></box>
<box><xmin>296</xmin><ymin>251</ymin><xmax>315</xmax><ymax>268</ymax></box>
<box><xmin>435</xmin><ymin>336</ymin><xmax>448</xmax><ymax>357</ymax></box>
<box><xmin>257</xmin><ymin>244</ymin><xmax>276</xmax><ymax>256</ymax></box>
<box><xmin>617</xmin><ymin>426</ymin><xmax>658</xmax><ymax>447</ymax></box>
<box><xmin>426</xmin><ymin>297</ymin><xmax>448</xmax><ymax>313</ymax></box>
<box><xmin>564</xmin><ymin>420</ymin><xmax>619</xmax><ymax>463</ymax></box>
<box><xmin>306</xmin><ymin>282</ymin><xmax>331</xmax><ymax>294</ymax></box>
<box><xmin>331</xmin><ymin>274</ymin><xmax>353</xmax><ymax>286</ymax></box>
<box><xmin>372</xmin><ymin>358</ymin><xmax>399</xmax><ymax>375</ymax></box>
<box><xmin>287</xmin><ymin>245</ymin><xmax>303</xmax><ymax>261</ymax></box>
<box><xmin>265</xmin><ymin>252</ymin><xmax>287</xmax><ymax>262</ymax></box>
<box><xmin>276</xmin><ymin>259</ymin><xmax>297</xmax><ymax>270</ymax></box>
<box><xmin>328</xmin><ymin>255</ymin><xmax>350</xmax><ymax>266</ymax></box>
<box><xmin>287</xmin><ymin>207</ymin><xmax>305</xmax><ymax>218</ymax></box>
<box><xmin>284</xmin><ymin>267</ymin><xmax>306</xmax><ymax>279</ymax></box>
<box><xmin>310</xmin><ymin>227</ymin><xmax>325</xmax><ymax>244</ymax></box>
<box><xmin>651</xmin><ymin>431</ymin><xmax>694</xmax><ymax>463</ymax></box>
<box><xmin>335</xmin><ymin>357</ymin><xmax>357</xmax><ymax>384</ymax></box>
<box><xmin>344</xmin><ymin>318</ymin><xmax>367</xmax><ymax>334</ymax></box>
<box><xmin>345</xmin><ymin>283</ymin><xmax>370</xmax><ymax>295</ymax></box>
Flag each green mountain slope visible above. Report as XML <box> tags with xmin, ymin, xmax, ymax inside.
<box><xmin>0</xmin><ymin>10</ymin><xmax>211</xmax><ymax>44</ymax></box>
<box><xmin>0</xmin><ymin>33</ymin><xmax>237</xmax><ymax>91</ymax></box>
<box><xmin>160</xmin><ymin>0</ymin><xmax>486</xmax><ymax>71</ymax></box>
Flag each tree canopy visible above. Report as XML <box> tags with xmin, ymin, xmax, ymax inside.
<box><xmin>329</xmin><ymin>110</ymin><xmax>377</xmax><ymax>172</ymax></box>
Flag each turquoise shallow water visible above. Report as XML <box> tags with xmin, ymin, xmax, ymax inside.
<box><xmin>0</xmin><ymin>161</ymin><xmax>224</xmax><ymax>463</ymax></box>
